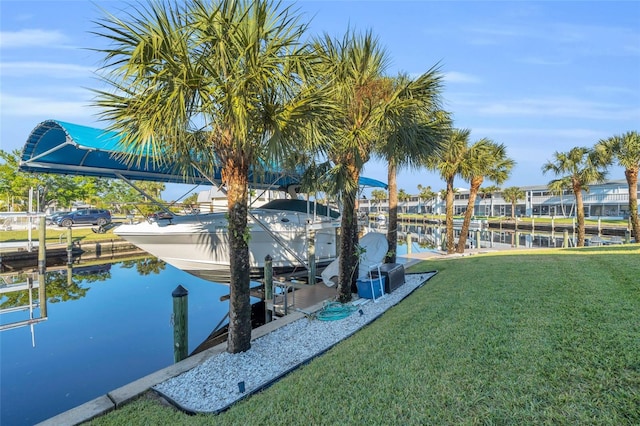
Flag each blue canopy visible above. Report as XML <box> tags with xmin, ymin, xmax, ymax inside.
<box><xmin>19</xmin><ymin>119</ymin><xmax>388</xmax><ymax>190</ymax></box>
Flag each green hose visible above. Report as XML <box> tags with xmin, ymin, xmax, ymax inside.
<box><xmin>315</xmin><ymin>301</ymin><xmax>358</xmax><ymax>321</ymax></box>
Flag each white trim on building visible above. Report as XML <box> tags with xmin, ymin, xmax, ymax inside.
<box><xmin>359</xmin><ymin>180</ymin><xmax>638</xmax><ymax>220</ymax></box>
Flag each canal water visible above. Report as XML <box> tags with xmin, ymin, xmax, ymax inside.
<box><xmin>0</xmin><ymin>258</ymin><xmax>236</xmax><ymax>425</ymax></box>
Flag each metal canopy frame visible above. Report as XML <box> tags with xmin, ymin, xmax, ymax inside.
<box><xmin>19</xmin><ymin>119</ymin><xmax>306</xmax><ymax>191</ymax></box>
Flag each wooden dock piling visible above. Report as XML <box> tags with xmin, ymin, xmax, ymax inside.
<box><xmin>264</xmin><ymin>255</ymin><xmax>273</xmax><ymax>323</ymax></box>
<box><xmin>172</xmin><ymin>285</ymin><xmax>189</xmax><ymax>363</ymax></box>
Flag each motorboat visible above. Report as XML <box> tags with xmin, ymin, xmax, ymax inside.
<box><xmin>114</xmin><ymin>199</ymin><xmax>341</xmax><ymax>280</ymax></box>
<box><xmin>18</xmin><ymin>121</ymin><xmax>388</xmax><ymax>281</ymax></box>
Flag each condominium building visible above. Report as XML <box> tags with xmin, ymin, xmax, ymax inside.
<box><xmin>359</xmin><ymin>180</ymin><xmax>638</xmax><ymax>220</ymax></box>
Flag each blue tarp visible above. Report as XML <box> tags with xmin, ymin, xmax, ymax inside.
<box><xmin>19</xmin><ymin>119</ymin><xmax>388</xmax><ymax>190</ymax></box>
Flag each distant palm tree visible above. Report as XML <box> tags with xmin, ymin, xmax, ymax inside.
<box><xmin>596</xmin><ymin>131</ymin><xmax>640</xmax><ymax>242</ymax></box>
<box><xmin>425</xmin><ymin>128</ymin><xmax>471</xmax><ymax>254</ymax></box>
<box><xmin>93</xmin><ymin>0</ymin><xmax>325</xmax><ymax>353</ymax></box>
<box><xmin>542</xmin><ymin>147</ymin><xmax>607</xmax><ymax>246</ymax></box>
<box><xmin>502</xmin><ymin>186</ymin><xmax>525</xmax><ymax>220</ymax></box>
<box><xmin>397</xmin><ymin>189</ymin><xmax>411</xmax><ymax>214</ymax></box>
<box><xmin>417</xmin><ymin>184</ymin><xmax>437</xmax><ymax>214</ymax></box>
<box><xmin>371</xmin><ymin>189</ymin><xmax>388</xmax><ymax>213</ymax></box>
<box><xmin>457</xmin><ymin>141</ymin><xmax>514</xmax><ymax>253</ymax></box>
<box><xmin>479</xmin><ymin>185</ymin><xmax>500</xmax><ymax>217</ymax></box>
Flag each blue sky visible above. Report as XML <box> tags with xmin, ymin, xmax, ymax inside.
<box><xmin>1</xmin><ymin>0</ymin><xmax>639</xmax><ymax>200</ymax></box>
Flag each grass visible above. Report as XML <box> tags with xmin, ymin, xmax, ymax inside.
<box><xmin>86</xmin><ymin>245</ymin><xmax>640</xmax><ymax>425</ymax></box>
<box><xmin>0</xmin><ymin>226</ymin><xmax>120</xmax><ymax>244</ymax></box>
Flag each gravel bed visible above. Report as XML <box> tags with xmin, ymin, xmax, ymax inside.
<box><xmin>153</xmin><ymin>272</ymin><xmax>436</xmax><ymax>413</ymax></box>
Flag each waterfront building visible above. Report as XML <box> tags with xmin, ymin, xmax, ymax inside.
<box><xmin>358</xmin><ymin>180</ymin><xmax>639</xmax><ymax>220</ymax></box>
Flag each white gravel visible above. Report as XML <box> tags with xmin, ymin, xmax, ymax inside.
<box><xmin>153</xmin><ymin>271</ymin><xmax>436</xmax><ymax>413</ymax></box>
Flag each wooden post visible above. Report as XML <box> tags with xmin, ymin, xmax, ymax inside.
<box><xmin>172</xmin><ymin>285</ymin><xmax>188</xmax><ymax>363</ymax></box>
<box><xmin>264</xmin><ymin>255</ymin><xmax>273</xmax><ymax>323</ymax></box>
<box><xmin>35</xmin><ymin>218</ymin><xmax>48</xmax><ymax>318</ymax></box>
<box><xmin>515</xmin><ymin>231</ymin><xmax>520</xmax><ymax>248</ymax></box>
<box><xmin>67</xmin><ymin>227</ymin><xmax>73</xmax><ymax>265</ymax></box>
<box><xmin>475</xmin><ymin>230</ymin><xmax>481</xmax><ymax>249</ymax></box>
<box><xmin>625</xmin><ymin>230</ymin><xmax>631</xmax><ymax>244</ymax></box>
<box><xmin>406</xmin><ymin>233</ymin><xmax>412</xmax><ymax>254</ymax></box>
<box><xmin>307</xmin><ymin>229</ymin><xmax>316</xmax><ymax>285</ymax></box>
<box><xmin>563</xmin><ymin>229</ymin><xmax>569</xmax><ymax>248</ymax></box>
<box><xmin>38</xmin><ymin>217</ymin><xmax>46</xmax><ymax>275</ymax></box>
<box><xmin>34</xmin><ymin>273</ymin><xmax>47</xmax><ymax>319</ymax></box>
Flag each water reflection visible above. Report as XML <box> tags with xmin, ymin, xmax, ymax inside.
<box><xmin>367</xmin><ymin>220</ymin><xmax>607</xmax><ymax>252</ymax></box>
<box><xmin>391</xmin><ymin>221</ymin><xmax>602</xmax><ymax>251</ymax></box>
<box><xmin>0</xmin><ymin>257</ymin><xmax>231</xmax><ymax>426</ymax></box>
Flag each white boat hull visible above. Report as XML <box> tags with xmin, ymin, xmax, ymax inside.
<box><xmin>114</xmin><ymin>202</ymin><xmax>339</xmax><ymax>278</ymax></box>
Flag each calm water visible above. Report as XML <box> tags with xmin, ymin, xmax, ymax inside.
<box><xmin>0</xmin><ymin>259</ymin><xmax>235</xmax><ymax>425</ymax></box>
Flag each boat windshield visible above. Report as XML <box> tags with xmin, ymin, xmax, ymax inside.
<box><xmin>259</xmin><ymin>199</ymin><xmax>340</xmax><ymax>218</ymax></box>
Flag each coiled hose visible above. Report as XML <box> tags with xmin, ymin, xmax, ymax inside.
<box><xmin>315</xmin><ymin>301</ymin><xmax>359</xmax><ymax>321</ymax></box>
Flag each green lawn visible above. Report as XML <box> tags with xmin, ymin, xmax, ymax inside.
<box><xmin>88</xmin><ymin>245</ymin><xmax>639</xmax><ymax>425</ymax></box>
<box><xmin>0</xmin><ymin>227</ymin><xmax>120</xmax><ymax>244</ymax></box>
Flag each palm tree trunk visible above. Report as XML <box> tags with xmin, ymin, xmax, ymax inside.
<box><xmin>625</xmin><ymin>168</ymin><xmax>639</xmax><ymax>242</ymax></box>
<box><xmin>385</xmin><ymin>161</ymin><xmax>398</xmax><ymax>263</ymax></box>
<box><xmin>225</xmin><ymin>161</ymin><xmax>252</xmax><ymax>354</ymax></box>
<box><xmin>337</xmin><ymin>167</ymin><xmax>360</xmax><ymax>303</ymax></box>
<box><xmin>574</xmin><ymin>183</ymin><xmax>586</xmax><ymax>247</ymax></box>
<box><xmin>456</xmin><ymin>176</ymin><xmax>482</xmax><ymax>253</ymax></box>
<box><xmin>445</xmin><ymin>177</ymin><xmax>455</xmax><ymax>254</ymax></box>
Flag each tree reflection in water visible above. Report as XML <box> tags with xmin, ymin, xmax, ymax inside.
<box><xmin>0</xmin><ymin>257</ymin><xmax>166</xmax><ymax>309</ymax></box>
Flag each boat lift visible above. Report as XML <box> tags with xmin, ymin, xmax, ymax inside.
<box><xmin>0</xmin><ymin>273</ymin><xmax>48</xmax><ymax>347</ymax></box>
<box><xmin>18</xmin><ymin>119</ymin><xmax>387</xmax><ymax>284</ymax></box>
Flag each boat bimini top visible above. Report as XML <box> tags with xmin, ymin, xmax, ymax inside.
<box><xmin>19</xmin><ymin>119</ymin><xmax>388</xmax><ymax>192</ymax></box>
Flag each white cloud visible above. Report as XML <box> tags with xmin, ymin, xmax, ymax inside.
<box><xmin>443</xmin><ymin>71</ymin><xmax>481</xmax><ymax>84</ymax></box>
<box><xmin>466</xmin><ymin>20</ymin><xmax>640</xmax><ymax>58</ymax></box>
<box><xmin>476</xmin><ymin>97</ymin><xmax>640</xmax><ymax>121</ymax></box>
<box><xmin>0</xmin><ymin>29</ymin><xmax>70</xmax><ymax>49</ymax></box>
<box><xmin>0</xmin><ymin>62</ymin><xmax>93</xmax><ymax>78</ymax></box>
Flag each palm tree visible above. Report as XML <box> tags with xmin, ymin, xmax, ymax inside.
<box><xmin>370</xmin><ymin>189</ymin><xmax>387</xmax><ymax>213</ymax></box>
<box><xmin>542</xmin><ymin>147</ymin><xmax>607</xmax><ymax>246</ymax></box>
<box><xmin>313</xmin><ymin>30</ymin><xmax>441</xmax><ymax>302</ymax></box>
<box><xmin>479</xmin><ymin>185</ymin><xmax>500</xmax><ymax>217</ymax></box>
<box><xmin>502</xmin><ymin>186</ymin><xmax>525</xmax><ymax>220</ymax></box>
<box><xmin>397</xmin><ymin>189</ymin><xmax>411</xmax><ymax>214</ymax></box>
<box><xmin>424</xmin><ymin>128</ymin><xmax>471</xmax><ymax>254</ymax></box>
<box><xmin>93</xmin><ymin>0</ymin><xmax>325</xmax><ymax>353</ymax></box>
<box><xmin>596</xmin><ymin>131</ymin><xmax>640</xmax><ymax>242</ymax></box>
<box><xmin>456</xmin><ymin>141</ymin><xmax>514</xmax><ymax>253</ymax></box>
<box><xmin>417</xmin><ymin>184</ymin><xmax>436</xmax><ymax>214</ymax></box>
<box><xmin>374</xmin><ymin>72</ymin><xmax>448</xmax><ymax>264</ymax></box>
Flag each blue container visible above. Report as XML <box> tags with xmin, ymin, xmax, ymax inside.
<box><xmin>356</xmin><ymin>277</ymin><xmax>384</xmax><ymax>299</ymax></box>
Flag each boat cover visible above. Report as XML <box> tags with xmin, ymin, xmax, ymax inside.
<box><xmin>321</xmin><ymin>232</ymin><xmax>388</xmax><ymax>286</ymax></box>
<box><xmin>19</xmin><ymin>119</ymin><xmax>389</xmax><ymax>191</ymax></box>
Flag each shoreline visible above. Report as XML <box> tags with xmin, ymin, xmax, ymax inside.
<box><xmin>37</xmin><ymin>271</ymin><xmax>437</xmax><ymax>425</ymax></box>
